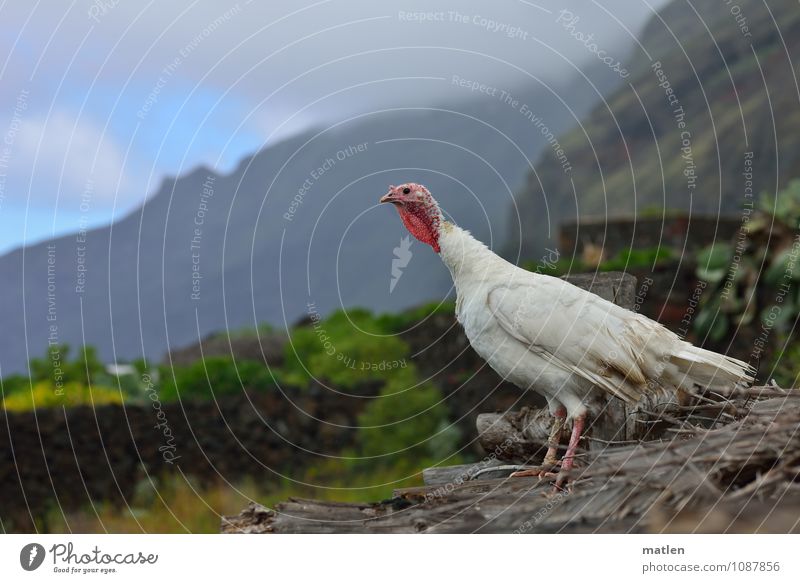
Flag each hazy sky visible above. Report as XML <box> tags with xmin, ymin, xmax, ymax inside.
<box><xmin>0</xmin><ymin>0</ymin><xmax>669</xmax><ymax>253</ymax></box>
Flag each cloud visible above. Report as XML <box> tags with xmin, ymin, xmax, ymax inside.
<box><xmin>16</xmin><ymin>111</ymin><xmax>133</xmax><ymax>209</ymax></box>
<box><xmin>0</xmin><ymin>0</ymin><xmax>671</xmax><ymax>251</ymax></box>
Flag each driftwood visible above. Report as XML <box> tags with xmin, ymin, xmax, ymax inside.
<box><xmin>223</xmin><ymin>388</ymin><xmax>800</xmax><ymax>533</ymax></box>
<box><xmin>475</xmin><ymin>387</ymin><xmax>731</xmax><ymax>463</ymax></box>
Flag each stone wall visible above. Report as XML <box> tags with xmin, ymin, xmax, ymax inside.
<box><xmin>0</xmin><ymin>385</ymin><xmax>372</xmax><ymax>532</ymax></box>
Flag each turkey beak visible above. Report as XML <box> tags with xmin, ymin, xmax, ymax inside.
<box><xmin>380</xmin><ymin>192</ymin><xmax>398</xmax><ymax>205</ymax></box>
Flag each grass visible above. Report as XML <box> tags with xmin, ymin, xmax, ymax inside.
<box><xmin>39</xmin><ymin>463</ymin><xmax>428</xmax><ymax>534</ymax></box>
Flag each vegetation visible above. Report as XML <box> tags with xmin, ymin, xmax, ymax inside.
<box><xmin>1</xmin><ymin>306</ymin><xmax>430</xmax><ymax>409</ymax></box>
<box><xmin>1</xmin><ymin>304</ymin><xmax>465</xmax><ymax>533</ymax></box>
<box><xmin>282</xmin><ymin>308</ymin><xmax>409</xmax><ymax>389</ymax></box>
<box><xmin>157</xmin><ymin>356</ymin><xmax>285</xmax><ymax>402</ymax></box>
<box><xmin>693</xmin><ymin>180</ymin><xmax>800</xmax><ymax>348</ymax></box>
<box><xmin>347</xmin><ymin>365</ymin><xmax>461</xmax><ymax>473</ymax></box>
<box><xmin>41</xmin><ymin>464</ymin><xmax>430</xmax><ymax>534</ymax></box>
<box><xmin>1</xmin><ymin>381</ymin><xmax>123</xmax><ymax>412</ymax></box>
<box><xmin>524</xmin><ymin>245</ymin><xmax>673</xmax><ymax>277</ymax></box>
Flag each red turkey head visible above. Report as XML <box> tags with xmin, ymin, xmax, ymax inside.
<box><xmin>380</xmin><ymin>183</ymin><xmax>442</xmax><ymax>253</ymax></box>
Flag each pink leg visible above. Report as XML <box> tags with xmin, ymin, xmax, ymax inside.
<box><xmin>556</xmin><ymin>413</ymin><xmax>586</xmax><ymax>489</ymax></box>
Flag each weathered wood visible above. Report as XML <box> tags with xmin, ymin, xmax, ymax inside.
<box><xmin>223</xmin><ymin>392</ymin><xmax>800</xmax><ymax>533</ymax></box>
<box><xmin>475</xmin><ymin>407</ymin><xmax>552</xmax><ymax>464</ymax></box>
<box><xmin>561</xmin><ymin>271</ymin><xmax>638</xmax><ymax>308</ymax></box>
<box><xmin>474</xmin><ymin>384</ymin><xmax>767</xmax><ymax>463</ymax></box>
<box><xmin>421</xmin><ymin>459</ymin><xmax>507</xmax><ymax>486</ymax></box>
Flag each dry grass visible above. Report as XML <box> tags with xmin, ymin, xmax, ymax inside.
<box><xmin>41</xmin><ymin>460</ymin><xmax>427</xmax><ymax>534</ymax></box>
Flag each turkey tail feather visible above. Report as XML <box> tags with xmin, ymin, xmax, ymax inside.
<box><xmin>669</xmin><ymin>343</ymin><xmax>755</xmax><ymax>389</ymax></box>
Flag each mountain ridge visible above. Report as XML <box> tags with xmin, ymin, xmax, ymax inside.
<box><xmin>0</xmin><ymin>66</ymin><xmax>624</xmax><ymax>374</ymax></box>
<box><xmin>510</xmin><ymin>0</ymin><xmax>800</xmax><ymax>257</ymax></box>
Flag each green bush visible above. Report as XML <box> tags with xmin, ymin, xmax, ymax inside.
<box><xmin>348</xmin><ymin>366</ymin><xmax>461</xmax><ymax>472</ymax></box>
<box><xmin>29</xmin><ymin>344</ymin><xmax>106</xmax><ymax>387</ymax></box>
<box><xmin>158</xmin><ymin>357</ymin><xmax>283</xmax><ymax>402</ymax></box>
<box><xmin>769</xmin><ymin>336</ymin><xmax>800</xmax><ymax>388</ymax></box>
<box><xmin>376</xmin><ymin>301</ymin><xmax>456</xmax><ymax>332</ymax></box>
<box><xmin>2</xmin><ymin>380</ymin><xmax>123</xmax><ymax>411</ymax></box>
<box><xmin>283</xmin><ymin>308</ymin><xmax>409</xmax><ymax>389</ymax></box>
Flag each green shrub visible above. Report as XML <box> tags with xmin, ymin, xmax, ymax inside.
<box><xmin>158</xmin><ymin>357</ymin><xmax>283</xmax><ymax>402</ymax></box>
<box><xmin>348</xmin><ymin>366</ymin><xmax>461</xmax><ymax>472</ymax></box>
<box><xmin>376</xmin><ymin>301</ymin><xmax>456</xmax><ymax>332</ymax></box>
<box><xmin>2</xmin><ymin>381</ymin><xmax>123</xmax><ymax>411</ymax></box>
<box><xmin>283</xmin><ymin>308</ymin><xmax>409</xmax><ymax>389</ymax></box>
<box><xmin>29</xmin><ymin>344</ymin><xmax>106</xmax><ymax>387</ymax></box>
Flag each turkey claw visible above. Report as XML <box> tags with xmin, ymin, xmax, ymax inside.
<box><xmin>509</xmin><ymin>468</ymin><xmax>559</xmax><ymax>480</ymax></box>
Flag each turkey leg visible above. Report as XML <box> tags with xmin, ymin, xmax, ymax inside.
<box><xmin>555</xmin><ymin>413</ymin><xmax>586</xmax><ymax>489</ymax></box>
<box><xmin>509</xmin><ymin>407</ymin><xmax>566</xmax><ymax>479</ymax></box>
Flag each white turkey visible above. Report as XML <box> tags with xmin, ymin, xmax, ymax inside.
<box><xmin>380</xmin><ymin>182</ymin><xmax>754</xmax><ymax>486</ymax></box>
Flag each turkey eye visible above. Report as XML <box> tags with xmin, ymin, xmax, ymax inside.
<box><xmin>402</xmin><ymin>187</ymin><xmax>410</xmax><ymax>194</ymax></box>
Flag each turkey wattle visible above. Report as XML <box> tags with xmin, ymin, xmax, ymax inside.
<box><xmin>380</xmin><ymin>182</ymin><xmax>754</xmax><ymax>486</ymax></box>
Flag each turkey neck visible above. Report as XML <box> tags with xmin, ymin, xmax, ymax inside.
<box><xmin>438</xmin><ymin>222</ymin><xmax>512</xmax><ymax>285</ymax></box>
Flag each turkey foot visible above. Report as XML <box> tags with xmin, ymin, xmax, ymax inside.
<box><xmin>509</xmin><ymin>467</ymin><xmax>559</xmax><ymax>479</ymax></box>
<box><xmin>510</xmin><ymin>407</ymin><xmax>566</xmax><ymax>480</ymax></box>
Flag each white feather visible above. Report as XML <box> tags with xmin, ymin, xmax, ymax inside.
<box><xmin>438</xmin><ymin>222</ymin><xmax>754</xmax><ymax>420</ymax></box>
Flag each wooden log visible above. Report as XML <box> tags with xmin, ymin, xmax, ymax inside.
<box><xmin>223</xmin><ymin>395</ymin><xmax>800</xmax><ymax>533</ymax></box>
<box><xmin>475</xmin><ymin>407</ymin><xmax>551</xmax><ymax>463</ymax></box>
<box><xmin>421</xmin><ymin>459</ymin><xmax>507</xmax><ymax>486</ymax></box>
<box><xmin>561</xmin><ymin>271</ymin><xmax>638</xmax><ymax>307</ymax></box>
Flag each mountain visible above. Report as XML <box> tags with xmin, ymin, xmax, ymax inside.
<box><xmin>0</xmin><ymin>63</ymin><xmax>627</xmax><ymax>374</ymax></box>
<box><xmin>511</xmin><ymin>0</ymin><xmax>800</xmax><ymax>258</ymax></box>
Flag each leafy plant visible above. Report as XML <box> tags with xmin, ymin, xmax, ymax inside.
<box><xmin>2</xmin><ymin>380</ymin><xmax>122</xmax><ymax>411</ymax></box>
<box><xmin>283</xmin><ymin>308</ymin><xmax>409</xmax><ymax>389</ymax></box>
<box><xmin>769</xmin><ymin>335</ymin><xmax>800</xmax><ymax>388</ymax></box>
<box><xmin>158</xmin><ymin>356</ymin><xmax>284</xmax><ymax>402</ymax></box>
<box><xmin>376</xmin><ymin>301</ymin><xmax>456</xmax><ymax>332</ymax></box>
<box><xmin>29</xmin><ymin>344</ymin><xmax>106</xmax><ymax>387</ymax></box>
<box><xmin>694</xmin><ymin>179</ymin><xmax>800</xmax><ymax>347</ymax></box>
<box><xmin>348</xmin><ymin>365</ymin><xmax>461</xmax><ymax>473</ymax></box>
